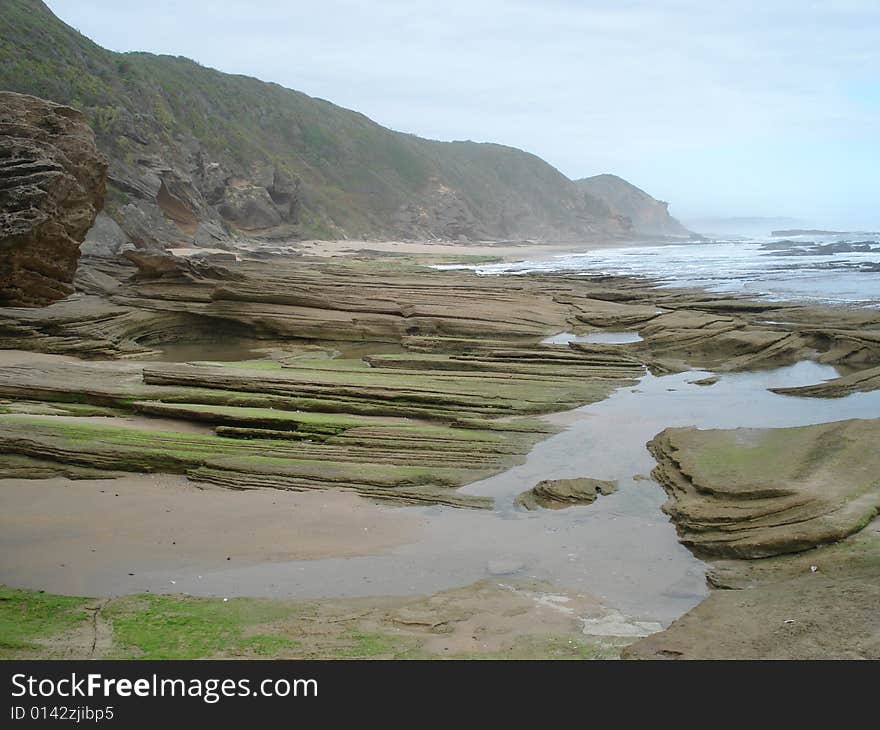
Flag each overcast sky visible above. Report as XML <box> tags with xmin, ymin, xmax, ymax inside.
<box><xmin>48</xmin><ymin>0</ymin><xmax>879</xmax><ymax>228</ymax></box>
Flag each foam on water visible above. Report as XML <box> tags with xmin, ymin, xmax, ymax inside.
<box><xmin>437</xmin><ymin>235</ymin><xmax>880</xmax><ymax>308</ymax></box>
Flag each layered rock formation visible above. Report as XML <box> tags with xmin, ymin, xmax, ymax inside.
<box><xmin>516</xmin><ymin>477</ymin><xmax>618</xmax><ymax>510</ymax></box>
<box><xmin>771</xmin><ymin>364</ymin><xmax>880</xmax><ymax>398</ymax></box>
<box><xmin>576</xmin><ymin>174</ymin><xmax>692</xmax><ymax>237</ymax></box>
<box><xmin>625</xmin><ymin>419</ymin><xmax>880</xmax><ymax>659</ymax></box>
<box><xmin>3</xmin><ymin>250</ymin><xmax>880</xmax><ymax>372</ymax></box>
<box><xmin>648</xmin><ymin>421</ymin><xmax>880</xmax><ymax>559</ymax></box>
<box><xmin>0</xmin><ymin>267</ymin><xmax>648</xmax><ymax>507</ymax></box>
<box><xmin>0</xmin><ymin>92</ymin><xmax>108</xmax><ymax>306</ymax></box>
<box><xmin>3</xmin><ymin>250</ymin><xmax>879</xmax><ymax>515</ymax></box>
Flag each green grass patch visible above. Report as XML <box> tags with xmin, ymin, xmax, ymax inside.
<box><xmin>104</xmin><ymin>594</ymin><xmax>300</xmax><ymax>660</ymax></box>
<box><xmin>0</xmin><ymin>586</ymin><xmax>91</xmax><ymax>655</ymax></box>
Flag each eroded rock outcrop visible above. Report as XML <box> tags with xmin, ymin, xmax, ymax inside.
<box><xmin>122</xmin><ymin>250</ymin><xmax>244</xmax><ymax>282</ymax></box>
<box><xmin>516</xmin><ymin>477</ymin><xmax>618</xmax><ymax>510</ymax></box>
<box><xmin>625</xmin><ymin>419</ymin><xmax>880</xmax><ymax>659</ymax></box>
<box><xmin>0</xmin><ymin>92</ymin><xmax>108</xmax><ymax>306</ymax></box>
<box><xmin>648</xmin><ymin>420</ymin><xmax>880</xmax><ymax>559</ymax></box>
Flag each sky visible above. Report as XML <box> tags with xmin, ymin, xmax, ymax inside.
<box><xmin>47</xmin><ymin>0</ymin><xmax>880</xmax><ymax>229</ymax></box>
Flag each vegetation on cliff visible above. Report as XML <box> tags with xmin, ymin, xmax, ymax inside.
<box><xmin>576</xmin><ymin>174</ymin><xmax>692</xmax><ymax>237</ymax></box>
<box><xmin>1</xmin><ymin>0</ymin><xmax>649</xmax><ymax>247</ymax></box>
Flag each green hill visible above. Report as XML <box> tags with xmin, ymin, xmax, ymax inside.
<box><xmin>0</xmin><ymin>0</ymin><xmax>639</xmax><ymax>247</ymax></box>
<box><xmin>576</xmin><ymin>174</ymin><xmax>691</xmax><ymax>237</ymax></box>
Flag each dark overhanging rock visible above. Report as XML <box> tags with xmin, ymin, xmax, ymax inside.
<box><xmin>0</xmin><ymin>92</ymin><xmax>108</xmax><ymax>307</ymax></box>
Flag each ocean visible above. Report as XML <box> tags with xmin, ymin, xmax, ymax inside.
<box><xmin>439</xmin><ymin>232</ymin><xmax>880</xmax><ymax>308</ymax></box>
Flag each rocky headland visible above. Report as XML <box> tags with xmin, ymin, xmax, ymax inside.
<box><xmin>576</xmin><ymin>174</ymin><xmax>692</xmax><ymax>238</ymax></box>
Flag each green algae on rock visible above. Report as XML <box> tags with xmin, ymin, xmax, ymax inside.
<box><xmin>648</xmin><ymin>419</ymin><xmax>880</xmax><ymax>559</ymax></box>
<box><xmin>626</xmin><ymin>418</ymin><xmax>880</xmax><ymax>660</ymax></box>
<box><xmin>0</xmin><ymin>580</ymin><xmax>645</xmax><ymax>660</ymax></box>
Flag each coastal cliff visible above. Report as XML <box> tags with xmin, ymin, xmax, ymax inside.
<box><xmin>0</xmin><ymin>0</ymin><xmax>649</xmax><ymax>250</ymax></box>
<box><xmin>576</xmin><ymin>173</ymin><xmax>692</xmax><ymax>237</ymax></box>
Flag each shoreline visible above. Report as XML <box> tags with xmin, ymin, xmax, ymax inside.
<box><xmin>2</xmin><ymin>249</ymin><xmax>879</xmax><ymax>658</ymax></box>
<box><xmin>285</xmin><ymin>236</ymin><xmax>676</xmax><ymax>263</ymax></box>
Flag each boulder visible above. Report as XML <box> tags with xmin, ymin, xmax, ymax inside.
<box><xmin>0</xmin><ymin>92</ymin><xmax>108</xmax><ymax>306</ymax></box>
<box><xmin>516</xmin><ymin>477</ymin><xmax>618</xmax><ymax>510</ymax></box>
<box><xmin>218</xmin><ymin>184</ymin><xmax>283</xmax><ymax>230</ymax></box>
<box><xmin>81</xmin><ymin>212</ymin><xmax>133</xmax><ymax>257</ymax></box>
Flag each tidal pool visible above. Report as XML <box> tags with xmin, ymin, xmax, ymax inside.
<box><xmin>58</xmin><ymin>359</ymin><xmax>879</xmax><ymax>626</ymax></box>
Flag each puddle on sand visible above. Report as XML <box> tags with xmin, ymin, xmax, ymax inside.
<box><xmin>131</xmin><ymin>359</ymin><xmax>880</xmax><ymax>626</ymax></box>
<box><xmin>542</xmin><ymin>331</ymin><xmax>643</xmax><ymax>345</ymax></box>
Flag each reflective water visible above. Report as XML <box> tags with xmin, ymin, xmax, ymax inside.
<box><xmin>133</xmin><ymin>360</ymin><xmax>880</xmax><ymax>625</ymax></box>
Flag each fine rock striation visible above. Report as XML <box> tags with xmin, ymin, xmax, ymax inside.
<box><xmin>625</xmin><ymin>419</ymin><xmax>880</xmax><ymax>659</ymax></box>
<box><xmin>0</xmin><ymin>91</ymin><xmax>108</xmax><ymax>306</ymax></box>
<box><xmin>647</xmin><ymin>420</ymin><xmax>880</xmax><ymax>559</ymax></box>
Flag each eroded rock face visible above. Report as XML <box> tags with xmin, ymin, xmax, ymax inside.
<box><xmin>516</xmin><ymin>477</ymin><xmax>618</xmax><ymax>510</ymax></box>
<box><xmin>122</xmin><ymin>250</ymin><xmax>244</xmax><ymax>282</ymax></box>
<box><xmin>576</xmin><ymin>173</ymin><xmax>693</xmax><ymax>238</ymax></box>
<box><xmin>0</xmin><ymin>92</ymin><xmax>108</xmax><ymax>306</ymax></box>
<box><xmin>648</xmin><ymin>420</ymin><xmax>880</xmax><ymax>559</ymax></box>
<box><xmin>626</xmin><ymin>419</ymin><xmax>880</xmax><ymax>660</ymax></box>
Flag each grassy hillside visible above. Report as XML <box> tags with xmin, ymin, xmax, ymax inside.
<box><xmin>0</xmin><ymin>0</ymin><xmax>632</xmax><ymax>245</ymax></box>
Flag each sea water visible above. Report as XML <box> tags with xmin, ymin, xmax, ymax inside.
<box><xmin>438</xmin><ymin>233</ymin><xmax>880</xmax><ymax>308</ymax></box>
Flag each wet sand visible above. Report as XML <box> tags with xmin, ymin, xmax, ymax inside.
<box><xmin>296</xmin><ymin>238</ymin><xmax>649</xmax><ymax>262</ymax></box>
<box><xmin>0</xmin><ymin>474</ymin><xmax>425</xmax><ymax>598</ymax></box>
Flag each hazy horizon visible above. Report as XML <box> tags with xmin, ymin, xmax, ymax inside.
<box><xmin>47</xmin><ymin>0</ymin><xmax>879</xmax><ymax>230</ymax></box>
